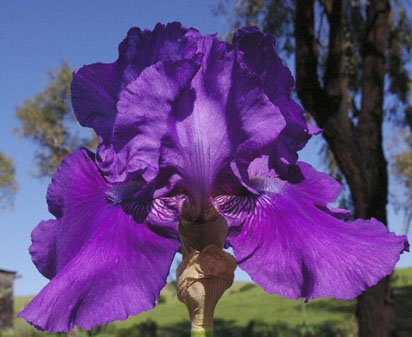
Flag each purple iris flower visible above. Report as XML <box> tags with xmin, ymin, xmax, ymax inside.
<box><xmin>19</xmin><ymin>23</ymin><xmax>408</xmax><ymax>332</ymax></box>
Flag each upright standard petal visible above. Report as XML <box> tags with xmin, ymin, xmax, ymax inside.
<box><xmin>19</xmin><ymin>149</ymin><xmax>184</xmax><ymax>332</ymax></box>
<box><xmin>71</xmin><ymin>22</ymin><xmax>201</xmax><ymax>182</ymax></box>
<box><xmin>213</xmin><ymin>162</ymin><xmax>409</xmax><ymax>300</ymax></box>
<box><xmin>233</xmin><ymin>27</ymin><xmax>320</xmax><ymax>175</ymax></box>
<box><xmin>72</xmin><ymin>24</ymin><xmax>310</xmax><ymax>191</ymax></box>
<box><xmin>159</xmin><ymin>36</ymin><xmax>286</xmax><ymax>213</ymax></box>
<box><xmin>98</xmin><ymin>59</ymin><xmax>201</xmax><ymax>183</ymax></box>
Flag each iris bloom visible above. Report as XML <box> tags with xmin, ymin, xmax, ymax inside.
<box><xmin>19</xmin><ymin>23</ymin><xmax>408</xmax><ymax>333</ymax></box>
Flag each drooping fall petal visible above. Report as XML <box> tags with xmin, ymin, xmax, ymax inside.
<box><xmin>19</xmin><ymin>149</ymin><xmax>184</xmax><ymax>332</ymax></box>
<box><xmin>213</xmin><ymin>162</ymin><xmax>409</xmax><ymax>300</ymax></box>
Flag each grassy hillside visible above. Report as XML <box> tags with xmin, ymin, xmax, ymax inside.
<box><xmin>110</xmin><ymin>282</ymin><xmax>355</xmax><ymax>329</ymax></box>
<box><xmin>8</xmin><ymin>267</ymin><xmax>412</xmax><ymax>337</ymax></box>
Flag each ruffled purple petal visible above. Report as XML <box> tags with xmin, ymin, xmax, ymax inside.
<box><xmin>19</xmin><ymin>149</ymin><xmax>183</xmax><ymax>332</ymax></box>
<box><xmin>97</xmin><ymin>59</ymin><xmax>201</xmax><ymax>182</ymax></box>
<box><xmin>213</xmin><ymin>162</ymin><xmax>409</xmax><ymax>300</ymax></box>
<box><xmin>233</xmin><ymin>27</ymin><xmax>294</xmax><ymax>101</ymax></box>
<box><xmin>71</xmin><ymin>24</ymin><xmax>316</xmax><ymax>195</ymax></box>
<box><xmin>71</xmin><ymin>62</ymin><xmax>120</xmax><ymax>141</ymax></box>
<box><xmin>71</xmin><ymin>22</ymin><xmax>201</xmax><ymax>182</ymax></box>
<box><xmin>233</xmin><ymin>27</ymin><xmax>319</xmax><ymax>175</ymax></box>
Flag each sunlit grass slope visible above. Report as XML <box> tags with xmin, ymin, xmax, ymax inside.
<box><xmin>12</xmin><ymin>267</ymin><xmax>412</xmax><ymax>336</ymax></box>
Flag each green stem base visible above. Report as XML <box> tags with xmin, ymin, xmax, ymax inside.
<box><xmin>191</xmin><ymin>329</ymin><xmax>213</xmax><ymax>337</ymax></box>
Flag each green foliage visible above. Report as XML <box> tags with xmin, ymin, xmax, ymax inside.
<box><xmin>158</xmin><ymin>294</ymin><xmax>167</xmax><ymax>304</ymax></box>
<box><xmin>87</xmin><ymin>325</ymin><xmax>111</xmax><ymax>337</ymax></box>
<box><xmin>15</xmin><ymin>63</ymin><xmax>97</xmax><ymax>177</ymax></box>
<box><xmin>388</xmin><ymin>3</ymin><xmax>412</xmax><ymax>105</ymax></box>
<box><xmin>116</xmin><ymin>320</ymin><xmax>158</xmax><ymax>337</ymax></box>
<box><xmin>0</xmin><ymin>327</ymin><xmax>64</xmax><ymax>337</ymax></box>
<box><xmin>0</xmin><ymin>151</ymin><xmax>17</xmax><ymax>208</ymax></box>
<box><xmin>214</xmin><ymin>0</ymin><xmax>265</xmax><ymax>31</ymax></box>
<box><xmin>214</xmin><ymin>0</ymin><xmax>294</xmax><ymax>52</ymax></box>
<box><xmin>239</xmin><ymin>320</ymin><xmax>357</xmax><ymax>337</ymax></box>
<box><xmin>237</xmin><ymin>283</ymin><xmax>256</xmax><ymax>292</ymax></box>
<box><xmin>10</xmin><ymin>271</ymin><xmax>412</xmax><ymax>337</ymax></box>
<box><xmin>391</xmin><ymin>130</ymin><xmax>412</xmax><ymax>233</ymax></box>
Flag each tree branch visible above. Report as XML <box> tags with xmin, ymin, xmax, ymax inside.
<box><xmin>295</xmin><ymin>0</ymin><xmax>325</xmax><ymax>118</ymax></box>
<box><xmin>357</xmin><ymin>0</ymin><xmax>391</xmax><ymax>220</ymax></box>
<box><xmin>295</xmin><ymin>0</ymin><xmax>367</xmax><ymax>210</ymax></box>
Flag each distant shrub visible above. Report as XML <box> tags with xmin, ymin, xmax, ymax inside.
<box><xmin>116</xmin><ymin>320</ymin><xmax>158</xmax><ymax>337</ymax></box>
<box><xmin>87</xmin><ymin>325</ymin><xmax>110</xmax><ymax>336</ymax></box>
<box><xmin>3</xmin><ymin>327</ymin><xmax>54</xmax><ymax>337</ymax></box>
<box><xmin>238</xmin><ymin>283</ymin><xmax>256</xmax><ymax>292</ymax></box>
<box><xmin>157</xmin><ymin>294</ymin><xmax>166</xmax><ymax>304</ymax></box>
<box><xmin>158</xmin><ymin>320</ymin><xmax>190</xmax><ymax>337</ymax></box>
<box><xmin>214</xmin><ymin>319</ymin><xmax>242</xmax><ymax>337</ymax></box>
<box><xmin>272</xmin><ymin>321</ymin><xmax>356</xmax><ymax>337</ymax></box>
<box><xmin>221</xmin><ymin>319</ymin><xmax>357</xmax><ymax>337</ymax></box>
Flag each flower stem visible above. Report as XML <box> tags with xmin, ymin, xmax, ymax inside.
<box><xmin>191</xmin><ymin>329</ymin><xmax>213</xmax><ymax>337</ymax></box>
<box><xmin>177</xmin><ymin>245</ymin><xmax>236</xmax><ymax>337</ymax></box>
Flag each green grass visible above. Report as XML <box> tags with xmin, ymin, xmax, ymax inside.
<box><xmin>393</xmin><ymin>267</ymin><xmax>412</xmax><ymax>336</ymax></box>
<box><xmin>9</xmin><ymin>267</ymin><xmax>412</xmax><ymax>336</ymax></box>
<box><xmin>113</xmin><ymin>282</ymin><xmax>355</xmax><ymax>329</ymax></box>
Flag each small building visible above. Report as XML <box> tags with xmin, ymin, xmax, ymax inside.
<box><xmin>0</xmin><ymin>269</ymin><xmax>16</xmax><ymax>331</ymax></box>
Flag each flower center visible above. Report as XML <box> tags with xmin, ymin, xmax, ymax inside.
<box><xmin>179</xmin><ymin>202</ymin><xmax>228</xmax><ymax>255</ymax></box>
<box><xmin>249</xmin><ymin>175</ymin><xmax>286</xmax><ymax>194</ymax></box>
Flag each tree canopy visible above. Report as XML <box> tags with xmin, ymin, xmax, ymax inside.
<box><xmin>0</xmin><ymin>152</ymin><xmax>17</xmax><ymax>209</ymax></box>
<box><xmin>15</xmin><ymin>63</ymin><xmax>96</xmax><ymax>178</ymax></box>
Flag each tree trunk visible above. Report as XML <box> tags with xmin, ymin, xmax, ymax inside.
<box><xmin>356</xmin><ymin>1</ymin><xmax>395</xmax><ymax>337</ymax></box>
<box><xmin>295</xmin><ymin>1</ymin><xmax>396</xmax><ymax>336</ymax></box>
<box><xmin>357</xmin><ymin>277</ymin><xmax>395</xmax><ymax>337</ymax></box>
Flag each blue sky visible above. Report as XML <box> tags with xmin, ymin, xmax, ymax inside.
<box><xmin>0</xmin><ymin>1</ymin><xmax>410</xmax><ymax>296</ymax></box>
